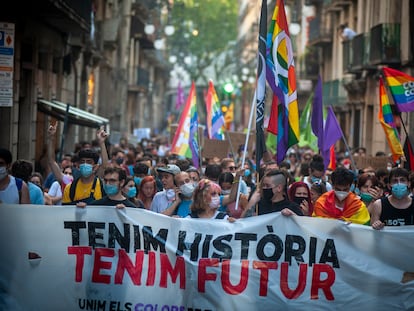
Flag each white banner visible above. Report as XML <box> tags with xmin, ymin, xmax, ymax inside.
<box><xmin>0</xmin><ymin>204</ymin><xmax>413</xmax><ymax>311</ymax></box>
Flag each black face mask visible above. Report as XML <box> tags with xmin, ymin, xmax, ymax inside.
<box><xmin>293</xmin><ymin>196</ymin><xmax>306</xmax><ymax>205</ymax></box>
<box><xmin>263</xmin><ymin>188</ymin><xmax>274</xmax><ymax>201</ymax></box>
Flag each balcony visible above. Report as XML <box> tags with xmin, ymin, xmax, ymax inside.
<box><xmin>323</xmin><ymin>80</ymin><xmax>347</xmax><ymax>106</ymax></box>
<box><xmin>369</xmin><ymin>23</ymin><xmax>400</xmax><ymax>65</ymax></box>
<box><xmin>308</xmin><ymin>16</ymin><xmax>333</xmax><ymax>46</ymax></box>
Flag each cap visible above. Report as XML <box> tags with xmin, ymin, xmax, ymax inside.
<box><xmin>157</xmin><ymin>164</ymin><xmax>181</xmax><ymax>176</ymax></box>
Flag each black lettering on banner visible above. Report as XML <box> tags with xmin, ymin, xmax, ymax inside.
<box><xmin>176</xmin><ymin>231</ymin><xmax>202</xmax><ymax>261</ymax></box>
<box><xmin>88</xmin><ymin>222</ymin><xmax>106</xmax><ymax>248</ymax></box>
<box><xmin>201</xmin><ymin>234</ymin><xmax>213</xmax><ymax>258</ymax></box>
<box><xmin>234</xmin><ymin>233</ymin><xmax>257</xmax><ymax>260</ymax></box>
<box><xmin>142</xmin><ymin>226</ymin><xmax>168</xmax><ymax>253</ymax></box>
<box><xmin>108</xmin><ymin>223</ymin><xmax>130</xmax><ymax>252</ymax></box>
<box><xmin>64</xmin><ymin>221</ymin><xmax>86</xmax><ymax>245</ymax></box>
<box><xmin>309</xmin><ymin>237</ymin><xmax>317</xmax><ymax>266</ymax></box>
<box><xmin>320</xmin><ymin>238</ymin><xmax>340</xmax><ymax>268</ymax></box>
<box><xmin>284</xmin><ymin>234</ymin><xmax>306</xmax><ymax>265</ymax></box>
<box><xmin>212</xmin><ymin>234</ymin><xmax>233</xmax><ymax>260</ymax></box>
<box><xmin>256</xmin><ymin>233</ymin><xmax>284</xmax><ymax>261</ymax></box>
<box><xmin>133</xmin><ymin>225</ymin><xmax>141</xmax><ymax>252</ymax></box>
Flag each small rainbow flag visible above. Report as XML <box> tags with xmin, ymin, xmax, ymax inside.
<box><xmin>378</xmin><ymin>77</ymin><xmax>404</xmax><ymax>163</ymax></box>
<box><xmin>171</xmin><ymin>82</ymin><xmax>200</xmax><ymax>167</ymax></box>
<box><xmin>205</xmin><ymin>80</ymin><xmax>225</xmax><ymax>140</ymax></box>
<box><xmin>383</xmin><ymin>67</ymin><xmax>414</xmax><ymax>112</ymax></box>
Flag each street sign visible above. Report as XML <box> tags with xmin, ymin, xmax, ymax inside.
<box><xmin>0</xmin><ymin>22</ymin><xmax>15</xmax><ymax>107</ymax></box>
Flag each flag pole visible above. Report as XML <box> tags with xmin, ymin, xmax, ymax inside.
<box><xmin>235</xmin><ymin>90</ymin><xmax>257</xmax><ymax>210</ymax></box>
<box><xmin>340</xmin><ymin>129</ymin><xmax>358</xmax><ymax>172</ymax></box>
<box><xmin>225</xmin><ymin>131</ymin><xmax>236</xmax><ymax>161</ymax></box>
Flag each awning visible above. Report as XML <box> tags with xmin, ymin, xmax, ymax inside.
<box><xmin>37</xmin><ymin>99</ymin><xmax>109</xmax><ymax>130</ymax></box>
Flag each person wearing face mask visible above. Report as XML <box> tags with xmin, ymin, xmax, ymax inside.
<box><xmin>288</xmin><ymin>181</ymin><xmax>313</xmax><ymax>216</ymax></box>
<box><xmin>303</xmin><ymin>155</ymin><xmax>332</xmax><ymax>191</ymax></box>
<box><xmin>47</xmin><ymin>123</ymin><xmax>109</xmax><ymax>206</ymax></box>
<box><xmin>371</xmin><ymin>168</ymin><xmax>414</xmax><ymax>229</ymax></box>
<box><xmin>355</xmin><ymin>173</ymin><xmax>383</xmax><ymax>214</ymax></box>
<box><xmin>121</xmin><ymin>176</ymin><xmax>139</xmax><ymax>207</ymax></box>
<box><xmin>218</xmin><ymin>172</ymin><xmax>249</xmax><ymax>218</ymax></box>
<box><xmin>110</xmin><ymin>148</ymin><xmax>130</xmax><ymax>176</ymax></box>
<box><xmin>187</xmin><ymin>179</ymin><xmax>234</xmax><ymax>221</ymax></box>
<box><xmin>150</xmin><ymin>164</ymin><xmax>182</xmax><ymax>214</ymax></box>
<box><xmin>244</xmin><ymin>170</ymin><xmax>303</xmax><ymax>217</ymax></box>
<box><xmin>0</xmin><ymin>148</ymin><xmax>31</xmax><ymax>204</ymax></box>
<box><xmin>313</xmin><ymin>167</ymin><xmax>370</xmax><ymax>225</ymax></box>
<box><xmin>89</xmin><ymin>167</ymin><xmax>136</xmax><ymax>208</ymax></box>
<box><xmin>132</xmin><ymin>163</ymin><xmax>149</xmax><ymax>189</ymax></box>
<box><xmin>62</xmin><ymin>148</ymin><xmax>104</xmax><ymax>205</ymax></box>
<box><xmin>167</xmin><ymin>171</ymin><xmax>196</xmax><ymax>217</ymax></box>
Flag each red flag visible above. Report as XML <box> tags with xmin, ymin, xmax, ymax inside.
<box><xmin>267</xmin><ymin>94</ymin><xmax>278</xmax><ymax>135</ymax></box>
<box><xmin>328</xmin><ymin>145</ymin><xmax>336</xmax><ymax>170</ymax></box>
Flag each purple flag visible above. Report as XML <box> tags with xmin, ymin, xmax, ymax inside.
<box><xmin>322</xmin><ymin>106</ymin><xmax>343</xmax><ymax>170</ymax></box>
<box><xmin>311</xmin><ymin>76</ymin><xmax>324</xmax><ymax>152</ymax></box>
<box><xmin>175</xmin><ymin>81</ymin><xmax>185</xmax><ymax>110</ymax></box>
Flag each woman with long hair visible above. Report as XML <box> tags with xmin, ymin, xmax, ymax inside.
<box><xmin>288</xmin><ymin>181</ymin><xmax>313</xmax><ymax>216</ymax></box>
<box><xmin>136</xmin><ymin>175</ymin><xmax>157</xmax><ymax>210</ymax></box>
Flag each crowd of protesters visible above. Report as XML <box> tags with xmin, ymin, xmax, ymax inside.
<box><xmin>1</xmin><ymin>124</ymin><xmax>414</xmax><ymax>230</ymax></box>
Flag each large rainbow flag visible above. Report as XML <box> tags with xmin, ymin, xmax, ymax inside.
<box><xmin>171</xmin><ymin>82</ymin><xmax>200</xmax><ymax>167</ymax></box>
<box><xmin>383</xmin><ymin>67</ymin><xmax>414</xmax><ymax>112</ymax></box>
<box><xmin>266</xmin><ymin>0</ymin><xmax>299</xmax><ymax>164</ymax></box>
<box><xmin>205</xmin><ymin>80</ymin><xmax>225</xmax><ymax>140</ymax></box>
<box><xmin>378</xmin><ymin>77</ymin><xmax>404</xmax><ymax>163</ymax></box>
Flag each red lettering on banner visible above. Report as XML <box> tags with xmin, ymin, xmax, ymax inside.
<box><xmin>280</xmin><ymin>262</ymin><xmax>307</xmax><ymax>299</ymax></box>
<box><xmin>160</xmin><ymin>253</ymin><xmax>186</xmax><ymax>289</ymax></box>
<box><xmin>311</xmin><ymin>264</ymin><xmax>335</xmax><ymax>300</ymax></box>
<box><xmin>114</xmin><ymin>249</ymin><xmax>144</xmax><ymax>285</ymax></box>
<box><xmin>67</xmin><ymin>246</ymin><xmax>92</xmax><ymax>282</ymax></box>
<box><xmin>146</xmin><ymin>251</ymin><xmax>156</xmax><ymax>286</ymax></box>
<box><xmin>253</xmin><ymin>261</ymin><xmax>278</xmax><ymax>296</ymax></box>
<box><xmin>92</xmin><ymin>248</ymin><xmax>114</xmax><ymax>284</ymax></box>
<box><xmin>198</xmin><ymin>258</ymin><xmax>220</xmax><ymax>292</ymax></box>
<box><xmin>221</xmin><ymin>259</ymin><xmax>249</xmax><ymax>295</ymax></box>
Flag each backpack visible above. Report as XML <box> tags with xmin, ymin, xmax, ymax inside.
<box><xmin>64</xmin><ymin>176</ymin><xmax>104</xmax><ymax>205</ymax></box>
<box><xmin>15</xmin><ymin>177</ymin><xmax>23</xmax><ymax>203</ymax></box>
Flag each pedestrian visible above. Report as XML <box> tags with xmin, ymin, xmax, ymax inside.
<box><xmin>371</xmin><ymin>167</ymin><xmax>414</xmax><ymax>229</ymax></box>
<box><xmin>245</xmin><ymin>169</ymin><xmax>303</xmax><ymax>217</ymax></box>
<box><xmin>11</xmin><ymin>160</ymin><xmax>44</xmax><ymax>205</ymax></box>
<box><xmin>88</xmin><ymin>167</ymin><xmax>137</xmax><ymax>208</ymax></box>
<box><xmin>136</xmin><ymin>175</ymin><xmax>157</xmax><ymax>210</ymax></box>
<box><xmin>150</xmin><ymin>164</ymin><xmax>182</xmax><ymax>214</ymax></box>
<box><xmin>313</xmin><ymin>167</ymin><xmax>370</xmax><ymax>225</ymax></box>
<box><xmin>288</xmin><ymin>181</ymin><xmax>313</xmax><ymax>216</ymax></box>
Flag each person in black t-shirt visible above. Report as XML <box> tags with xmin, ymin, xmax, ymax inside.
<box><xmin>89</xmin><ymin>167</ymin><xmax>137</xmax><ymax>208</ymax></box>
<box><xmin>371</xmin><ymin>167</ymin><xmax>414</xmax><ymax>229</ymax></box>
<box><xmin>244</xmin><ymin>169</ymin><xmax>303</xmax><ymax>217</ymax></box>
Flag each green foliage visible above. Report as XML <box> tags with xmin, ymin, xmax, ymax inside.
<box><xmin>168</xmin><ymin>0</ymin><xmax>238</xmax><ymax>83</ymax></box>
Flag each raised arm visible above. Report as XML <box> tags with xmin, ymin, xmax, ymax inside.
<box><xmin>47</xmin><ymin>123</ymin><xmax>64</xmax><ymax>184</ymax></box>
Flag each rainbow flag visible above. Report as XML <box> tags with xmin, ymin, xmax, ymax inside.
<box><xmin>383</xmin><ymin>67</ymin><xmax>414</xmax><ymax>112</ymax></box>
<box><xmin>266</xmin><ymin>0</ymin><xmax>299</xmax><ymax>164</ymax></box>
<box><xmin>171</xmin><ymin>82</ymin><xmax>200</xmax><ymax>167</ymax></box>
<box><xmin>378</xmin><ymin>77</ymin><xmax>404</xmax><ymax>163</ymax></box>
<box><xmin>205</xmin><ymin>80</ymin><xmax>225</xmax><ymax>140</ymax></box>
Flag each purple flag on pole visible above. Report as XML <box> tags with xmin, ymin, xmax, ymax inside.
<box><xmin>311</xmin><ymin>76</ymin><xmax>324</xmax><ymax>152</ymax></box>
<box><xmin>175</xmin><ymin>81</ymin><xmax>185</xmax><ymax>110</ymax></box>
<box><xmin>322</xmin><ymin>106</ymin><xmax>343</xmax><ymax>170</ymax></box>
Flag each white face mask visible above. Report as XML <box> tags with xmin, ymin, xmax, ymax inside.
<box><xmin>166</xmin><ymin>189</ymin><xmax>176</xmax><ymax>200</ymax></box>
<box><xmin>180</xmin><ymin>182</ymin><xmax>195</xmax><ymax>197</ymax></box>
<box><xmin>221</xmin><ymin>189</ymin><xmax>231</xmax><ymax>195</ymax></box>
<box><xmin>335</xmin><ymin>190</ymin><xmax>349</xmax><ymax>201</ymax></box>
<box><xmin>209</xmin><ymin>195</ymin><xmax>221</xmax><ymax>209</ymax></box>
<box><xmin>0</xmin><ymin>166</ymin><xmax>7</xmax><ymax>180</ymax></box>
